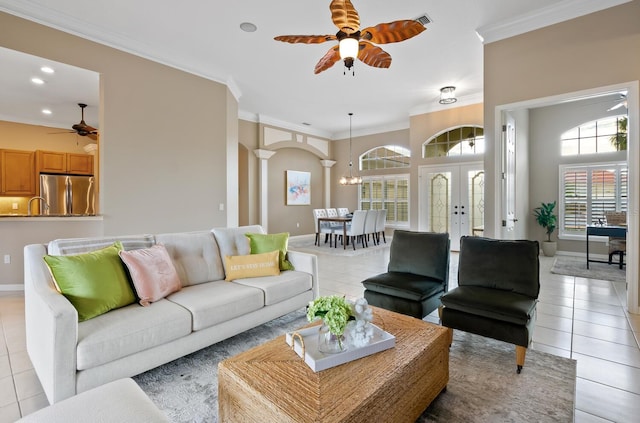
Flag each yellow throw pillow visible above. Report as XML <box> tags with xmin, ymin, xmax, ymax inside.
<box><xmin>224</xmin><ymin>250</ymin><xmax>280</xmax><ymax>281</ymax></box>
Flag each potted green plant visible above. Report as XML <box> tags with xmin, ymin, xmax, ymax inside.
<box><xmin>533</xmin><ymin>201</ymin><xmax>558</xmax><ymax>256</ymax></box>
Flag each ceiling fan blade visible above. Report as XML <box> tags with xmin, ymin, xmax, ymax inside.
<box><xmin>274</xmin><ymin>34</ymin><xmax>336</xmax><ymax>44</ymax></box>
<box><xmin>73</xmin><ymin>121</ymin><xmax>97</xmax><ymax>133</ymax></box>
<box><xmin>330</xmin><ymin>0</ymin><xmax>360</xmax><ymax>34</ymax></box>
<box><xmin>314</xmin><ymin>46</ymin><xmax>341</xmax><ymax>74</ymax></box>
<box><xmin>88</xmin><ymin>133</ymin><xmax>98</xmax><ymax>141</ymax></box>
<box><xmin>358</xmin><ymin>42</ymin><xmax>392</xmax><ymax>69</ymax></box>
<box><xmin>361</xmin><ymin>20</ymin><xmax>426</xmax><ymax>44</ymax></box>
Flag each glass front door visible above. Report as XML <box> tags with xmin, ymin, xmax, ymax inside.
<box><xmin>419</xmin><ymin>163</ymin><xmax>484</xmax><ymax>250</ymax></box>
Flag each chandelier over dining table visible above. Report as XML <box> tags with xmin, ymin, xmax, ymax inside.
<box><xmin>339</xmin><ymin>112</ymin><xmax>362</xmax><ymax>185</ymax></box>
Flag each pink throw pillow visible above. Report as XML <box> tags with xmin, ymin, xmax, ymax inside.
<box><xmin>119</xmin><ymin>244</ymin><xmax>182</xmax><ymax>306</ymax></box>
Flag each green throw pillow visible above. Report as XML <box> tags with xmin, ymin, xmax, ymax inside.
<box><xmin>245</xmin><ymin>232</ymin><xmax>294</xmax><ymax>271</ymax></box>
<box><xmin>43</xmin><ymin>242</ymin><xmax>136</xmax><ymax>322</ymax></box>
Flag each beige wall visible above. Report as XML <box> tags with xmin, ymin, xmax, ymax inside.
<box><xmin>267</xmin><ymin>148</ymin><xmax>327</xmax><ymax>236</ymax></box>
<box><xmin>238</xmin><ymin>120</ymin><xmax>260</xmax><ymax>226</ymax></box>
<box><xmin>0</xmin><ymin>12</ymin><xmax>233</xmax><ymax>237</ymax></box>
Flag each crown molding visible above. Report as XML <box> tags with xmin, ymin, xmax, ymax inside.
<box><xmin>476</xmin><ymin>0</ymin><xmax>631</xmax><ymax>44</ymax></box>
<box><xmin>257</xmin><ymin>114</ymin><xmax>332</xmax><ymax>140</ymax></box>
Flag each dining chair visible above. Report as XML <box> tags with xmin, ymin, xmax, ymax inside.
<box><xmin>343</xmin><ymin>210</ymin><xmax>367</xmax><ymax>250</ymax></box>
<box><xmin>374</xmin><ymin>209</ymin><xmax>387</xmax><ymax>244</ymax></box>
<box><xmin>337</xmin><ymin>207</ymin><xmax>350</xmax><ymax>217</ymax></box>
<box><xmin>312</xmin><ymin>209</ymin><xmax>332</xmax><ymax>246</ymax></box>
<box><xmin>364</xmin><ymin>209</ymin><xmax>378</xmax><ymax>247</ymax></box>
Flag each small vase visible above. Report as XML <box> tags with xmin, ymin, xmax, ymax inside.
<box><xmin>317</xmin><ymin>322</ymin><xmax>347</xmax><ymax>354</ymax></box>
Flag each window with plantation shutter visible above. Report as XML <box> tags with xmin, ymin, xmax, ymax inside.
<box><xmin>359</xmin><ymin>175</ymin><xmax>409</xmax><ymax>226</ymax></box>
<box><xmin>559</xmin><ymin>162</ymin><xmax>627</xmax><ymax>237</ymax></box>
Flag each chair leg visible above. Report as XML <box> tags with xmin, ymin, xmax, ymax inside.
<box><xmin>516</xmin><ymin>345</ymin><xmax>527</xmax><ymax>374</ymax></box>
<box><xmin>619</xmin><ymin>251</ymin><xmax>624</xmax><ymax>270</ymax></box>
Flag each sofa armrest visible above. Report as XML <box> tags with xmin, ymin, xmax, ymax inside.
<box><xmin>24</xmin><ymin>244</ymin><xmax>79</xmax><ymax>404</ymax></box>
<box><xmin>287</xmin><ymin>250</ymin><xmax>319</xmax><ymax>299</ymax></box>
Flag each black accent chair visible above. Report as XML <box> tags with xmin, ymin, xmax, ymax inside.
<box><xmin>362</xmin><ymin>230</ymin><xmax>450</xmax><ymax>319</ymax></box>
<box><xmin>440</xmin><ymin>236</ymin><xmax>540</xmax><ymax>373</ymax></box>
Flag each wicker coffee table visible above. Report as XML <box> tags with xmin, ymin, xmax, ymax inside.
<box><xmin>218</xmin><ymin>307</ymin><xmax>449</xmax><ymax>422</ymax></box>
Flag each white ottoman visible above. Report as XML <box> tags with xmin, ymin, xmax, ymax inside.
<box><xmin>17</xmin><ymin>378</ymin><xmax>169</xmax><ymax>423</ymax></box>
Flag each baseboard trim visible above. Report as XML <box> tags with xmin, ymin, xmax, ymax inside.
<box><xmin>0</xmin><ymin>284</ymin><xmax>24</xmax><ymax>292</ymax></box>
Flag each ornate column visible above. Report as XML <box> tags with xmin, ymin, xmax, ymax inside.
<box><xmin>254</xmin><ymin>149</ymin><xmax>277</xmax><ymax>231</ymax></box>
<box><xmin>320</xmin><ymin>160</ymin><xmax>336</xmax><ymax>208</ymax></box>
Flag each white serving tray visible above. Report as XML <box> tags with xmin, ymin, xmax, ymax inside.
<box><xmin>285</xmin><ymin>324</ymin><xmax>395</xmax><ymax>372</ymax></box>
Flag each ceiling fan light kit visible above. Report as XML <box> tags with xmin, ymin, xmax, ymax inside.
<box><xmin>439</xmin><ymin>86</ymin><xmax>457</xmax><ymax>104</ymax></box>
<box><xmin>275</xmin><ymin>0</ymin><xmax>426</xmax><ymax>75</ymax></box>
<box><xmin>340</xmin><ymin>112</ymin><xmax>362</xmax><ymax>186</ymax></box>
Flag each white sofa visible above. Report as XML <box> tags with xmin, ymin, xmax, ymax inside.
<box><xmin>24</xmin><ymin>225</ymin><xmax>318</xmax><ymax>404</ymax></box>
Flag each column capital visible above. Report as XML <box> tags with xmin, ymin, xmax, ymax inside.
<box><xmin>320</xmin><ymin>159</ymin><xmax>337</xmax><ymax>168</ymax></box>
<box><xmin>254</xmin><ymin>149</ymin><xmax>276</xmax><ymax>160</ymax></box>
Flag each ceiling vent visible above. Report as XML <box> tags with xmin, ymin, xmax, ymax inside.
<box><xmin>414</xmin><ymin>13</ymin><xmax>432</xmax><ymax>27</ymax></box>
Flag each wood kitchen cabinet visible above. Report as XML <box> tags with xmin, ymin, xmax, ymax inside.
<box><xmin>67</xmin><ymin>153</ymin><xmax>93</xmax><ymax>175</ymax></box>
<box><xmin>36</xmin><ymin>150</ymin><xmax>94</xmax><ymax>175</ymax></box>
<box><xmin>1</xmin><ymin>149</ymin><xmax>35</xmax><ymax>196</ymax></box>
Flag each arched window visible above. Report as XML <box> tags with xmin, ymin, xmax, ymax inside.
<box><xmin>561</xmin><ymin>115</ymin><xmax>627</xmax><ymax>156</ymax></box>
<box><xmin>360</xmin><ymin>145</ymin><xmax>410</xmax><ymax>170</ymax></box>
<box><xmin>423</xmin><ymin>126</ymin><xmax>484</xmax><ymax>158</ymax></box>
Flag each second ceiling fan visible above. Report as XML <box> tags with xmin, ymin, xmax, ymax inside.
<box><xmin>274</xmin><ymin>0</ymin><xmax>426</xmax><ymax>74</ymax></box>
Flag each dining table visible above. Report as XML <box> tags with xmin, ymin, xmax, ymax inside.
<box><xmin>317</xmin><ymin>216</ymin><xmax>352</xmax><ymax>249</ymax></box>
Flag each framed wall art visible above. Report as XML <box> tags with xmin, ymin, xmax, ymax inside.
<box><xmin>286</xmin><ymin>170</ymin><xmax>311</xmax><ymax>205</ymax></box>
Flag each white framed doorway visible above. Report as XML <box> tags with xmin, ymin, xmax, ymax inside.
<box><xmin>419</xmin><ymin>162</ymin><xmax>484</xmax><ymax>250</ymax></box>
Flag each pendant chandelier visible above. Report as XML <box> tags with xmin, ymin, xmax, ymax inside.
<box><xmin>339</xmin><ymin>112</ymin><xmax>362</xmax><ymax>185</ymax></box>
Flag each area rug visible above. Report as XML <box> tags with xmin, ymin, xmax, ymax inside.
<box><xmin>134</xmin><ymin>309</ymin><xmax>576</xmax><ymax>422</ymax></box>
<box><xmin>288</xmin><ymin>234</ymin><xmax>391</xmax><ymax>257</ymax></box>
<box><xmin>551</xmin><ymin>255</ymin><xmax>626</xmax><ymax>283</ymax></box>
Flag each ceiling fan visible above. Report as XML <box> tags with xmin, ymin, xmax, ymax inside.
<box><xmin>274</xmin><ymin>0</ymin><xmax>426</xmax><ymax>74</ymax></box>
<box><xmin>70</xmin><ymin>103</ymin><xmax>98</xmax><ymax>140</ymax></box>
<box><xmin>607</xmin><ymin>94</ymin><xmax>628</xmax><ymax>112</ymax></box>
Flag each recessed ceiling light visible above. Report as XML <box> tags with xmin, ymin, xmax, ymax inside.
<box><xmin>31</xmin><ymin>77</ymin><xmax>44</xmax><ymax>85</ymax></box>
<box><xmin>240</xmin><ymin>22</ymin><xmax>257</xmax><ymax>32</ymax></box>
<box><xmin>42</xmin><ymin>109</ymin><xmax>52</xmax><ymax>115</ymax></box>
<box><xmin>40</xmin><ymin>66</ymin><xmax>54</xmax><ymax>74</ymax></box>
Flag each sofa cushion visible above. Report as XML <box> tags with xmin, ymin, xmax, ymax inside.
<box><xmin>48</xmin><ymin>235</ymin><xmax>155</xmax><ymax>256</ymax></box>
<box><xmin>245</xmin><ymin>232</ymin><xmax>294</xmax><ymax>271</ymax></box>
<box><xmin>166</xmin><ymin>281</ymin><xmax>264</xmax><ymax>331</ymax></box>
<box><xmin>43</xmin><ymin>242</ymin><xmax>136</xmax><ymax>322</ymax></box>
<box><xmin>440</xmin><ymin>286</ymin><xmax>537</xmax><ymax>326</ymax></box>
<box><xmin>155</xmin><ymin>231</ymin><xmax>224</xmax><ymax>286</ymax></box>
<box><xmin>76</xmin><ymin>299</ymin><xmax>192</xmax><ymax>370</ymax></box>
<box><xmin>233</xmin><ymin>270</ymin><xmax>313</xmax><ymax>305</ymax></box>
<box><xmin>224</xmin><ymin>251</ymin><xmax>280</xmax><ymax>281</ymax></box>
<box><xmin>119</xmin><ymin>244</ymin><xmax>182</xmax><ymax>306</ymax></box>
<box><xmin>212</xmin><ymin>226</ymin><xmax>265</xmax><ymax>273</ymax></box>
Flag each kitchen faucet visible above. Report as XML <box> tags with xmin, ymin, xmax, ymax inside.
<box><xmin>28</xmin><ymin>196</ymin><xmax>50</xmax><ymax>216</ymax></box>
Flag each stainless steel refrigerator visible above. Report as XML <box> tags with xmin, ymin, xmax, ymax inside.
<box><xmin>40</xmin><ymin>174</ymin><xmax>96</xmax><ymax>216</ymax></box>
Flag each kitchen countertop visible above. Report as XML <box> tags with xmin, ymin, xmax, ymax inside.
<box><xmin>0</xmin><ymin>215</ymin><xmax>103</xmax><ymax>221</ymax></box>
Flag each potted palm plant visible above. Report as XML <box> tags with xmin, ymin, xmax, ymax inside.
<box><xmin>533</xmin><ymin>201</ymin><xmax>558</xmax><ymax>256</ymax></box>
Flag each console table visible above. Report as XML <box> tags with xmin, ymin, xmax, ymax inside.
<box><xmin>586</xmin><ymin>225</ymin><xmax>627</xmax><ymax>269</ymax></box>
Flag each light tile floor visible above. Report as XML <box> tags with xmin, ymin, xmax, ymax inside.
<box><xmin>1</xmin><ymin>245</ymin><xmax>639</xmax><ymax>422</ymax></box>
